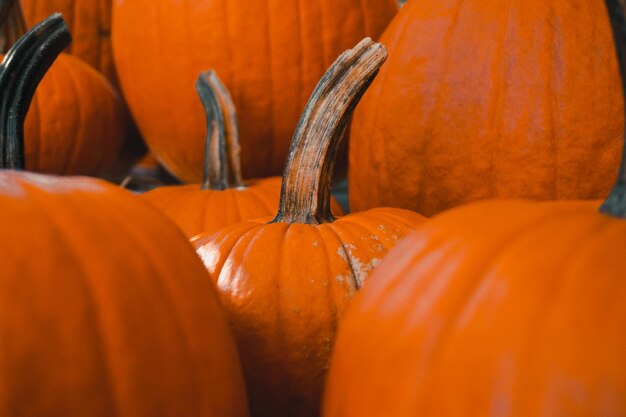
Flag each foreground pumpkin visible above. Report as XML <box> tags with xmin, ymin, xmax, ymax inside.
<box><xmin>324</xmin><ymin>2</ymin><xmax>626</xmax><ymax>415</ymax></box>
<box><xmin>0</xmin><ymin>0</ymin><xmax>127</xmax><ymax>176</ymax></box>
<box><xmin>0</xmin><ymin>15</ymin><xmax>249</xmax><ymax>417</ymax></box>
<box><xmin>21</xmin><ymin>0</ymin><xmax>116</xmax><ymax>85</ymax></box>
<box><xmin>143</xmin><ymin>71</ymin><xmax>343</xmax><ymax>239</ymax></box>
<box><xmin>349</xmin><ymin>0</ymin><xmax>623</xmax><ymax>216</ymax></box>
<box><xmin>112</xmin><ymin>0</ymin><xmax>398</xmax><ymax>182</ymax></box>
<box><xmin>194</xmin><ymin>39</ymin><xmax>424</xmax><ymax>417</ymax></box>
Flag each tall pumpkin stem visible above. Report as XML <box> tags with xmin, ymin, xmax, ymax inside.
<box><xmin>272</xmin><ymin>38</ymin><xmax>387</xmax><ymax>225</ymax></box>
<box><xmin>0</xmin><ymin>13</ymin><xmax>71</xmax><ymax>169</ymax></box>
<box><xmin>0</xmin><ymin>0</ymin><xmax>27</xmax><ymax>53</ymax></box>
<box><xmin>196</xmin><ymin>70</ymin><xmax>245</xmax><ymax>190</ymax></box>
<box><xmin>601</xmin><ymin>0</ymin><xmax>626</xmax><ymax>217</ymax></box>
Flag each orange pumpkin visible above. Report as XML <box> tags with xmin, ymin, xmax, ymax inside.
<box><xmin>0</xmin><ymin>0</ymin><xmax>127</xmax><ymax>176</ymax></box>
<box><xmin>349</xmin><ymin>0</ymin><xmax>624</xmax><ymax>216</ymax></box>
<box><xmin>193</xmin><ymin>39</ymin><xmax>425</xmax><ymax>417</ymax></box>
<box><xmin>323</xmin><ymin>3</ymin><xmax>626</xmax><ymax>415</ymax></box>
<box><xmin>112</xmin><ymin>0</ymin><xmax>398</xmax><ymax>183</ymax></box>
<box><xmin>143</xmin><ymin>71</ymin><xmax>340</xmax><ymax>239</ymax></box>
<box><xmin>0</xmin><ymin>14</ymin><xmax>249</xmax><ymax>417</ymax></box>
<box><xmin>21</xmin><ymin>0</ymin><xmax>117</xmax><ymax>85</ymax></box>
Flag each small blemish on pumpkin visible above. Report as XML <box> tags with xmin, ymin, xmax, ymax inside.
<box><xmin>312</xmin><ymin>240</ymin><xmax>320</xmax><ymax>247</ymax></box>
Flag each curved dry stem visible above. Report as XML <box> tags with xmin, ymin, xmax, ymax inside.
<box><xmin>0</xmin><ymin>0</ymin><xmax>27</xmax><ymax>53</ymax></box>
<box><xmin>601</xmin><ymin>0</ymin><xmax>626</xmax><ymax>217</ymax></box>
<box><xmin>272</xmin><ymin>38</ymin><xmax>387</xmax><ymax>224</ymax></box>
<box><xmin>0</xmin><ymin>13</ymin><xmax>71</xmax><ymax>169</ymax></box>
<box><xmin>196</xmin><ymin>70</ymin><xmax>244</xmax><ymax>190</ymax></box>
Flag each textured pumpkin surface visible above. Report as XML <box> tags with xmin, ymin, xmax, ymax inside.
<box><xmin>349</xmin><ymin>0</ymin><xmax>623</xmax><ymax>216</ymax></box>
<box><xmin>324</xmin><ymin>199</ymin><xmax>626</xmax><ymax>417</ymax></box>
<box><xmin>111</xmin><ymin>0</ymin><xmax>398</xmax><ymax>182</ymax></box>
<box><xmin>13</xmin><ymin>53</ymin><xmax>126</xmax><ymax>175</ymax></box>
<box><xmin>143</xmin><ymin>177</ymin><xmax>346</xmax><ymax>239</ymax></box>
<box><xmin>143</xmin><ymin>177</ymin><xmax>281</xmax><ymax>238</ymax></box>
<box><xmin>0</xmin><ymin>171</ymin><xmax>249</xmax><ymax>417</ymax></box>
<box><xmin>194</xmin><ymin>207</ymin><xmax>424</xmax><ymax>417</ymax></box>
<box><xmin>21</xmin><ymin>0</ymin><xmax>116</xmax><ymax>85</ymax></box>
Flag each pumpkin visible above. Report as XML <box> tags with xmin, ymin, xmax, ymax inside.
<box><xmin>0</xmin><ymin>15</ymin><xmax>249</xmax><ymax>416</ymax></box>
<box><xmin>143</xmin><ymin>70</ymin><xmax>343</xmax><ymax>239</ymax></box>
<box><xmin>111</xmin><ymin>0</ymin><xmax>398</xmax><ymax>183</ymax></box>
<box><xmin>0</xmin><ymin>0</ymin><xmax>127</xmax><ymax>176</ymax></box>
<box><xmin>323</xmin><ymin>2</ymin><xmax>626</xmax><ymax>415</ymax></box>
<box><xmin>193</xmin><ymin>38</ymin><xmax>425</xmax><ymax>417</ymax></box>
<box><xmin>21</xmin><ymin>0</ymin><xmax>117</xmax><ymax>85</ymax></box>
<box><xmin>349</xmin><ymin>0</ymin><xmax>623</xmax><ymax>216</ymax></box>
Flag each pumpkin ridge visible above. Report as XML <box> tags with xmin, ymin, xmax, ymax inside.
<box><xmin>99</xmin><ymin>193</ymin><xmax>209</xmax><ymax>409</ymax></box>
<box><xmin>419</xmin><ymin>0</ymin><xmax>467</xmax><ymax>208</ymax></box>
<box><xmin>323</xmin><ymin>223</ymin><xmax>363</xmax><ymax>290</ymax></box>
<box><xmin>340</xmin><ymin>208</ymin><xmax>420</xmax><ymax>231</ymax></box>
<box><xmin>295</xmin><ymin>0</ymin><xmax>304</xmax><ymax>126</ymax></box>
<box><xmin>489</xmin><ymin>0</ymin><xmax>515</xmax><ymax>199</ymax></box>
<box><xmin>508</xmin><ymin>218</ymin><xmax>614</xmax><ymax>412</ymax></box>
<box><xmin>317</xmin><ymin>0</ymin><xmax>329</xmax><ymax>68</ymax></box>
<box><xmin>214</xmin><ymin>222</ymin><xmax>267</xmax><ymax>278</ymax></box>
<box><xmin>384</xmin><ymin>206</ymin><xmax>600</xmax><ymax>386</ymax></box>
<box><xmin>200</xmin><ymin>187</ymin><xmax>216</xmax><ymax>233</ymax></box>
<box><xmin>264</xmin><ymin>0</ymin><xmax>278</xmax><ymax>174</ymax></box>
<box><xmin>276</xmin><ymin>224</ymin><xmax>298</xmax><ymax>414</ymax></box>
<box><xmin>64</xmin><ymin>58</ymin><xmax>87</xmax><ymax>174</ymax></box>
<box><xmin>247</xmin><ymin>180</ymin><xmax>280</xmax><ymax>213</ymax></box>
<box><xmin>317</xmin><ymin>229</ymin><xmax>343</xmax><ymax>337</ymax></box>
<box><xmin>315</xmin><ymin>223</ymin><xmax>353</xmax><ymax>310</ymax></box>
<box><xmin>229</xmin><ymin>186</ymin><xmax>245</xmax><ymax>223</ymax></box>
<box><xmin>20</xmin><ymin>182</ymin><xmax>121</xmax><ymax>414</ymax></box>
<box><xmin>84</xmin><ymin>185</ymin><xmax>233</xmax><ymax>413</ymax></box>
<box><xmin>353</xmin><ymin>8</ymin><xmax>410</xmax><ymax>206</ymax></box>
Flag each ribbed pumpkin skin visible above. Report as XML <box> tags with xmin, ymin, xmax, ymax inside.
<box><xmin>324</xmin><ymin>200</ymin><xmax>626</xmax><ymax>417</ymax></box>
<box><xmin>111</xmin><ymin>0</ymin><xmax>398</xmax><ymax>182</ymax></box>
<box><xmin>349</xmin><ymin>0</ymin><xmax>623</xmax><ymax>216</ymax></box>
<box><xmin>143</xmin><ymin>177</ymin><xmax>346</xmax><ymax>239</ymax></box>
<box><xmin>0</xmin><ymin>171</ymin><xmax>249</xmax><ymax>417</ymax></box>
<box><xmin>142</xmin><ymin>177</ymin><xmax>282</xmax><ymax>238</ymax></box>
<box><xmin>21</xmin><ymin>53</ymin><xmax>125</xmax><ymax>176</ymax></box>
<box><xmin>21</xmin><ymin>0</ymin><xmax>116</xmax><ymax>85</ymax></box>
<box><xmin>194</xmin><ymin>208</ymin><xmax>423</xmax><ymax>417</ymax></box>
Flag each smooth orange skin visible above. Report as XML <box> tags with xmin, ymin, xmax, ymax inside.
<box><xmin>22</xmin><ymin>0</ymin><xmax>117</xmax><ymax>85</ymax></box>
<box><xmin>0</xmin><ymin>171</ymin><xmax>250</xmax><ymax>417</ymax></box>
<box><xmin>14</xmin><ymin>53</ymin><xmax>126</xmax><ymax>175</ymax></box>
<box><xmin>324</xmin><ymin>199</ymin><xmax>626</xmax><ymax>417</ymax></box>
<box><xmin>112</xmin><ymin>0</ymin><xmax>398</xmax><ymax>182</ymax></box>
<box><xmin>193</xmin><ymin>207</ymin><xmax>424</xmax><ymax>417</ymax></box>
<box><xmin>350</xmin><ymin>0</ymin><xmax>623</xmax><ymax>216</ymax></box>
<box><xmin>143</xmin><ymin>177</ymin><xmax>345</xmax><ymax>239</ymax></box>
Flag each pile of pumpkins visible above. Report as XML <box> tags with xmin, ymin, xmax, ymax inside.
<box><xmin>1</xmin><ymin>0</ymin><xmax>624</xmax><ymax>416</ymax></box>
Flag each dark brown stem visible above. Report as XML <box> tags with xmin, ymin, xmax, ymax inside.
<box><xmin>601</xmin><ymin>0</ymin><xmax>626</xmax><ymax>217</ymax></box>
<box><xmin>0</xmin><ymin>13</ymin><xmax>71</xmax><ymax>169</ymax></box>
<box><xmin>272</xmin><ymin>38</ymin><xmax>387</xmax><ymax>224</ymax></box>
<box><xmin>196</xmin><ymin>70</ymin><xmax>245</xmax><ymax>190</ymax></box>
<box><xmin>0</xmin><ymin>0</ymin><xmax>27</xmax><ymax>53</ymax></box>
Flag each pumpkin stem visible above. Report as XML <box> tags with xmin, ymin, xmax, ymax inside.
<box><xmin>0</xmin><ymin>13</ymin><xmax>71</xmax><ymax>169</ymax></box>
<box><xmin>601</xmin><ymin>0</ymin><xmax>626</xmax><ymax>217</ymax></box>
<box><xmin>196</xmin><ymin>70</ymin><xmax>245</xmax><ymax>190</ymax></box>
<box><xmin>272</xmin><ymin>38</ymin><xmax>387</xmax><ymax>224</ymax></box>
<box><xmin>0</xmin><ymin>0</ymin><xmax>27</xmax><ymax>53</ymax></box>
